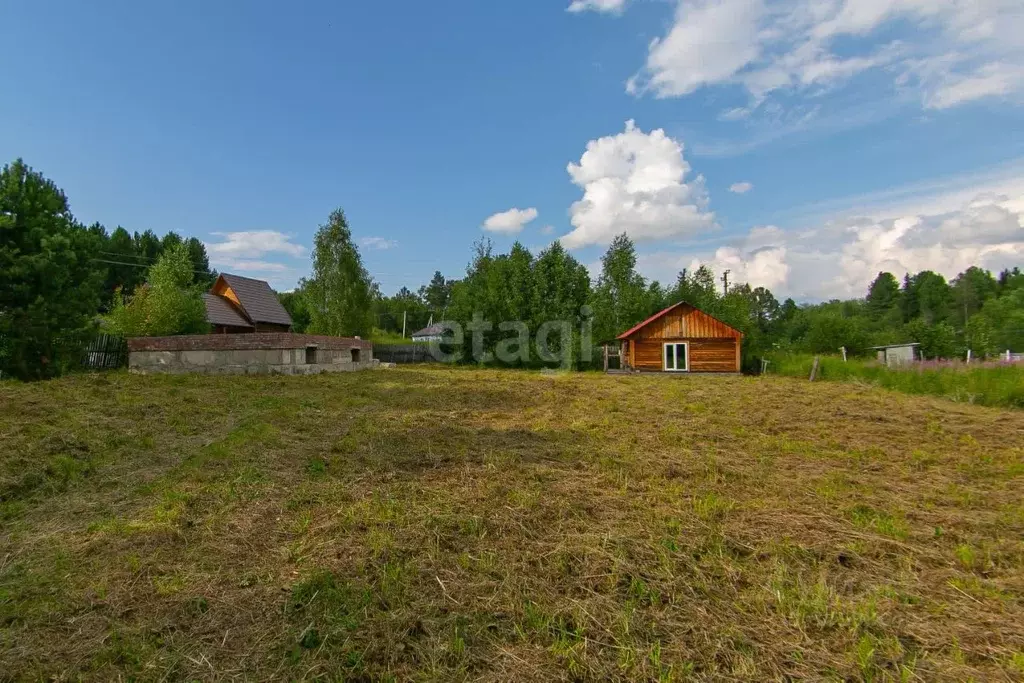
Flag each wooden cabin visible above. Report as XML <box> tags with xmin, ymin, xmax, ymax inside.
<box><xmin>203</xmin><ymin>273</ymin><xmax>293</xmax><ymax>334</ymax></box>
<box><xmin>617</xmin><ymin>301</ymin><xmax>742</xmax><ymax>373</ymax></box>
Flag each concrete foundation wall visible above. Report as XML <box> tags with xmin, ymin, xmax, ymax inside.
<box><xmin>127</xmin><ymin>333</ymin><xmax>376</xmax><ymax>375</ymax></box>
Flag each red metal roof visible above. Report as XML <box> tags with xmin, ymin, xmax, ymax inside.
<box><xmin>616</xmin><ymin>301</ymin><xmax>743</xmax><ymax>340</ymax></box>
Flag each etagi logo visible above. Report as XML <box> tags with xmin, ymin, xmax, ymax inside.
<box><xmin>426</xmin><ymin>306</ymin><xmax>593</xmax><ymax>368</ymax></box>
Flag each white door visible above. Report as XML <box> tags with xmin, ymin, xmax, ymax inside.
<box><xmin>663</xmin><ymin>342</ymin><xmax>689</xmax><ymax>372</ymax></box>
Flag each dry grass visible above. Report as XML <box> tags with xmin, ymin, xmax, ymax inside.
<box><xmin>1</xmin><ymin>367</ymin><xmax>1023</xmax><ymax>681</ymax></box>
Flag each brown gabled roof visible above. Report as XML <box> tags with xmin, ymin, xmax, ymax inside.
<box><xmin>616</xmin><ymin>301</ymin><xmax>742</xmax><ymax>340</ymax></box>
<box><xmin>216</xmin><ymin>273</ymin><xmax>293</xmax><ymax>327</ymax></box>
<box><xmin>203</xmin><ymin>293</ymin><xmax>253</xmax><ymax>329</ymax></box>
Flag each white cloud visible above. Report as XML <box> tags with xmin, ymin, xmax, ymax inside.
<box><xmin>540</xmin><ymin>224</ymin><xmax>555</xmax><ymax>235</ymax></box>
<box><xmin>482</xmin><ymin>207</ymin><xmax>539</xmax><ymax>234</ymax></box>
<box><xmin>205</xmin><ymin>230</ymin><xmax>306</xmax><ymax>259</ymax></box>
<box><xmin>641</xmin><ymin>0</ymin><xmax>763</xmax><ymax>98</ymax></box>
<box><xmin>211</xmin><ymin>259</ymin><xmax>292</xmax><ymax>273</ymax></box>
<box><xmin>729</xmin><ymin>182</ymin><xmax>753</xmax><ymax>194</ymax></box>
<box><xmin>645</xmin><ymin>189</ymin><xmax>1024</xmax><ymax>301</ymax></box>
<box><xmin>613</xmin><ymin>0</ymin><xmax>1024</xmax><ymax>115</ymax></box>
<box><xmin>567</xmin><ymin>0</ymin><xmax>627</xmax><ymax>14</ymax></box>
<box><xmin>923</xmin><ymin>62</ymin><xmax>1024</xmax><ymax>109</ymax></box>
<box><xmin>561</xmin><ymin>120</ymin><xmax>715</xmax><ymax>248</ymax></box>
<box><xmin>203</xmin><ymin>230</ymin><xmax>307</xmax><ymax>287</ymax></box>
<box><xmin>360</xmin><ymin>236</ymin><xmax>398</xmax><ymax>250</ymax></box>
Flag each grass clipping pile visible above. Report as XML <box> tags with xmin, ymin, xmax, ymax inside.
<box><xmin>1</xmin><ymin>367</ymin><xmax>1023</xmax><ymax>680</ymax></box>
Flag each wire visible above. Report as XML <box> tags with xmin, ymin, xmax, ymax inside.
<box><xmin>90</xmin><ymin>258</ymin><xmax>215</xmax><ymax>277</ymax></box>
<box><xmin>98</xmin><ymin>251</ymin><xmax>163</xmax><ymax>263</ymax></box>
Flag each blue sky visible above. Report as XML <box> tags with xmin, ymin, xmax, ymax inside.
<box><xmin>2</xmin><ymin>0</ymin><xmax>1022</xmax><ymax>300</ymax></box>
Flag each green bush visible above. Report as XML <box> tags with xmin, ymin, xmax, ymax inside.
<box><xmin>105</xmin><ymin>244</ymin><xmax>209</xmax><ymax>337</ymax></box>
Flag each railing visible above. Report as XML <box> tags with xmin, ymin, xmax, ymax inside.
<box><xmin>82</xmin><ymin>333</ymin><xmax>128</xmax><ymax>370</ymax></box>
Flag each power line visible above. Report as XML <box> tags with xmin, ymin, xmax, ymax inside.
<box><xmin>90</xmin><ymin>258</ymin><xmax>214</xmax><ymax>277</ymax></box>
<box><xmin>98</xmin><ymin>251</ymin><xmax>163</xmax><ymax>263</ymax></box>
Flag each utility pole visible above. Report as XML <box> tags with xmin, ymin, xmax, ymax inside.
<box><xmin>402</xmin><ymin>310</ymin><xmax>407</xmax><ymax>338</ymax></box>
<box><xmin>721</xmin><ymin>269</ymin><xmax>730</xmax><ymax>295</ymax></box>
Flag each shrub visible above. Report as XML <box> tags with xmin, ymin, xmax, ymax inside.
<box><xmin>105</xmin><ymin>244</ymin><xmax>209</xmax><ymax>337</ymax></box>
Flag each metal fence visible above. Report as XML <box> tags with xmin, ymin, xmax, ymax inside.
<box><xmin>82</xmin><ymin>333</ymin><xmax>128</xmax><ymax>370</ymax></box>
<box><xmin>373</xmin><ymin>343</ymin><xmax>438</xmax><ymax>364</ymax></box>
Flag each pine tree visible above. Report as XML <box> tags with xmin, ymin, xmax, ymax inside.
<box><xmin>866</xmin><ymin>272</ymin><xmax>900</xmax><ymax>319</ymax></box>
<box><xmin>0</xmin><ymin>159</ymin><xmax>104</xmax><ymax>379</ymax></box>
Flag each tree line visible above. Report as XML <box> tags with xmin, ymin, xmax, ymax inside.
<box><xmin>3</xmin><ymin>157</ymin><xmax>1022</xmax><ymax>379</ymax></box>
<box><xmin>286</xmin><ymin>225</ymin><xmax>1023</xmax><ymax>370</ymax></box>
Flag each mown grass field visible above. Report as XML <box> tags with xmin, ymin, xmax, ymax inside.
<box><xmin>2</xmin><ymin>367</ymin><xmax>1023</xmax><ymax>681</ymax></box>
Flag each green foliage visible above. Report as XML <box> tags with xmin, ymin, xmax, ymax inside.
<box><xmin>441</xmin><ymin>238</ymin><xmax>594</xmax><ymax>368</ymax></box>
<box><xmin>305</xmin><ymin>209</ymin><xmax>374</xmax><ymax>337</ymax></box>
<box><xmin>278</xmin><ymin>288</ymin><xmax>311</xmax><ymax>333</ymax></box>
<box><xmin>95</xmin><ymin>227</ymin><xmax>213</xmax><ymax>308</ymax></box>
<box><xmin>104</xmin><ymin>244</ymin><xmax>209</xmax><ymax>337</ymax></box>
<box><xmin>0</xmin><ymin>159</ymin><xmax>104</xmax><ymax>380</ymax></box>
<box><xmin>802</xmin><ymin>315</ymin><xmax>868</xmax><ymax>354</ymax></box>
<box><xmin>866</xmin><ymin>272</ymin><xmax>901</xmax><ymax>320</ymax></box>
<box><xmin>590</xmin><ymin>234</ymin><xmax>659</xmax><ymax>344</ymax></box>
<box><xmin>420</xmin><ymin>270</ymin><xmax>453</xmax><ymax>312</ymax></box>
<box><xmin>974</xmin><ymin>286</ymin><xmax>1024</xmax><ymax>353</ymax></box>
<box><xmin>905</xmin><ymin>320</ymin><xmax>958</xmax><ymax>359</ymax></box>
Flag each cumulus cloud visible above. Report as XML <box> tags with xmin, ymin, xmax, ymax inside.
<box><xmin>211</xmin><ymin>260</ymin><xmax>292</xmax><ymax>273</ymax></box>
<box><xmin>613</xmin><ymin>0</ymin><xmax>1024</xmax><ymax>113</ymax></box>
<box><xmin>203</xmin><ymin>230</ymin><xmax>307</xmax><ymax>286</ymax></box>
<box><xmin>540</xmin><ymin>224</ymin><xmax>555</xmax><ymax>235</ymax></box>
<box><xmin>482</xmin><ymin>207</ymin><xmax>539</xmax><ymax>234</ymax></box>
<box><xmin>561</xmin><ymin>120</ymin><xmax>714</xmax><ymax>248</ymax></box>
<box><xmin>204</xmin><ymin>230</ymin><xmax>306</xmax><ymax>260</ymax></box>
<box><xmin>360</xmin><ymin>236</ymin><xmax>398</xmax><ymax>250</ymax></box>
<box><xmin>729</xmin><ymin>182</ymin><xmax>753</xmax><ymax>194</ymax></box>
<box><xmin>656</xmin><ymin>191</ymin><xmax>1024</xmax><ymax>301</ymax></box>
<box><xmin>567</xmin><ymin>0</ymin><xmax>627</xmax><ymax>13</ymax></box>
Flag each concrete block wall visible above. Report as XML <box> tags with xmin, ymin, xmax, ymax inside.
<box><xmin>127</xmin><ymin>333</ymin><xmax>376</xmax><ymax>375</ymax></box>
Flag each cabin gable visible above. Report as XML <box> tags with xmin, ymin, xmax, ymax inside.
<box><xmin>630</xmin><ymin>304</ymin><xmax>741</xmax><ymax>341</ymax></box>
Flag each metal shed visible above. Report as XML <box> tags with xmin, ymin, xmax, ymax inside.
<box><xmin>870</xmin><ymin>343</ymin><xmax>919</xmax><ymax>366</ymax></box>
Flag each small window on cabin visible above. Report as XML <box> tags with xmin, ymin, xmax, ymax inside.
<box><xmin>351</xmin><ymin>348</ymin><xmax>361</xmax><ymax>363</ymax></box>
<box><xmin>305</xmin><ymin>346</ymin><xmax>317</xmax><ymax>364</ymax></box>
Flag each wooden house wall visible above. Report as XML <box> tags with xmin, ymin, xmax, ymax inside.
<box><xmin>629</xmin><ymin>339</ymin><xmax>738</xmax><ymax>372</ymax></box>
<box><xmin>623</xmin><ymin>304</ymin><xmax>741</xmax><ymax>372</ymax></box>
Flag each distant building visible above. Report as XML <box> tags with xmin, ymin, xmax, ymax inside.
<box><xmin>870</xmin><ymin>343</ymin><xmax>919</xmax><ymax>366</ymax></box>
<box><xmin>204</xmin><ymin>273</ymin><xmax>293</xmax><ymax>333</ymax></box>
<box><xmin>410</xmin><ymin>322</ymin><xmax>453</xmax><ymax>343</ymax></box>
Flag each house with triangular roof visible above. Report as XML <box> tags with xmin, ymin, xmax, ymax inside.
<box><xmin>203</xmin><ymin>273</ymin><xmax>293</xmax><ymax>333</ymax></box>
<box><xmin>616</xmin><ymin>301</ymin><xmax>742</xmax><ymax>373</ymax></box>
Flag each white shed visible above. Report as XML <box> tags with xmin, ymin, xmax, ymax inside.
<box><xmin>870</xmin><ymin>343</ymin><xmax>919</xmax><ymax>366</ymax></box>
